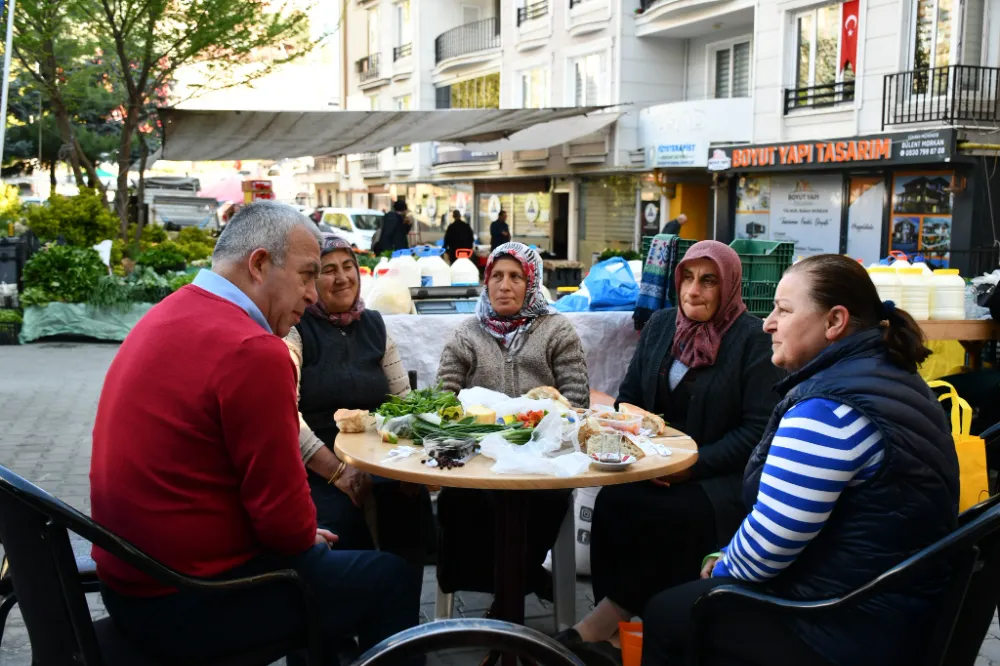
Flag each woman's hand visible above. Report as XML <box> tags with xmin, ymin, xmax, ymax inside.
<box><xmin>335</xmin><ymin>465</ymin><xmax>372</xmax><ymax>507</ymax></box>
<box><xmin>315</xmin><ymin>528</ymin><xmax>339</xmax><ymax>546</ymax></box>
<box><xmin>650</xmin><ymin>468</ymin><xmax>693</xmax><ymax>487</ymax></box>
<box><xmin>700</xmin><ymin>555</ymin><xmax>720</xmax><ymax>579</ymax></box>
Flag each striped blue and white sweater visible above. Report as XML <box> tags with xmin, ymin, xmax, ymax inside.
<box><xmin>713</xmin><ymin>397</ymin><xmax>885</xmax><ymax>581</ymax></box>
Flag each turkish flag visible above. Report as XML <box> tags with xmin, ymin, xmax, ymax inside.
<box><xmin>840</xmin><ymin>0</ymin><xmax>860</xmax><ymax>73</ymax></box>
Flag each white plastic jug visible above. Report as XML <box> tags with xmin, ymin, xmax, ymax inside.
<box><xmin>417</xmin><ymin>252</ymin><xmax>452</xmax><ymax>287</ymax></box>
<box><xmin>868</xmin><ymin>266</ymin><xmax>902</xmax><ymax>306</ymax></box>
<box><xmin>898</xmin><ymin>267</ymin><xmax>930</xmax><ymax>320</ymax></box>
<box><xmin>912</xmin><ymin>258</ymin><xmax>934</xmax><ymax>276</ymax></box>
<box><xmin>888</xmin><ymin>250</ymin><xmax>911</xmax><ymax>272</ymax></box>
<box><xmin>930</xmin><ymin>269</ymin><xmax>966</xmax><ymax>320</ymax></box>
<box><xmin>450</xmin><ymin>248</ymin><xmax>480</xmax><ymax>286</ymax></box>
<box><xmin>387</xmin><ymin>253</ymin><xmax>422</xmax><ymax>289</ymax></box>
<box><xmin>359</xmin><ymin>267</ymin><xmax>374</xmax><ymax>301</ymax></box>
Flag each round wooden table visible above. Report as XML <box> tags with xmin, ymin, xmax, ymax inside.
<box><xmin>336</xmin><ymin>430</ymin><xmax>698</xmax><ymax>665</ymax></box>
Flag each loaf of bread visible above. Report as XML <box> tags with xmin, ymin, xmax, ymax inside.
<box><xmin>585</xmin><ymin>431</ymin><xmax>645</xmax><ymax>460</ymax></box>
<box><xmin>525</xmin><ymin>385</ymin><xmax>571</xmax><ymax>407</ymax></box>
<box><xmin>334</xmin><ymin>409</ymin><xmax>372</xmax><ymax>433</ymax></box>
<box><xmin>619</xmin><ymin>403</ymin><xmax>668</xmax><ymax>435</ymax></box>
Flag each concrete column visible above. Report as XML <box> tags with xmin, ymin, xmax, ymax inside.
<box><xmin>568</xmin><ymin>179</ymin><xmax>580</xmax><ymax>262</ymax></box>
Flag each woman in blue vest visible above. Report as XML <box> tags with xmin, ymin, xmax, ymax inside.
<box><xmin>642</xmin><ymin>254</ymin><xmax>960</xmax><ymax>666</ymax></box>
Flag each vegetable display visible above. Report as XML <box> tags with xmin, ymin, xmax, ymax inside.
<box><xmin>375</xmin><ymin>384</ymin><xmax>462</xmax><ymax>418</ymax></box>
<box><xmin>410</xmin><ymin>417</ymin><xmax>533</xmax><ymax>446</ymax></box>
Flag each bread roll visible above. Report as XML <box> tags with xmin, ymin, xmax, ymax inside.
<box><xmin>525</xmin><ymin>386</ymin><xmax>571</xmax><ymax>407</ymax></box>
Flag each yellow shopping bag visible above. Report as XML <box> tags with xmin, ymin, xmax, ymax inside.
<box><xmin>928</xmin><ymin>380</ymin><xmax>990</xmax><ymax>512</ymax></box>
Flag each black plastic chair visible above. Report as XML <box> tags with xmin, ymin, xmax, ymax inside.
<box><xmin>687</xmin><ymin>498</ymin><xmax>1000</xmax><ymax>666</ymax></box>
<box><xmin>0</xmin><ymin>551</ymin><xmax>100</xmax><ymax>649</ymax></box>
<box><xmin>0</xmin><ymin>464</ymin><xmax>324</xmax><ymax>665</ymax></box>
<box><xmin>349</xmin><ymin>618</ymin><xmax>584</xmax><ymax>666</ymax></box>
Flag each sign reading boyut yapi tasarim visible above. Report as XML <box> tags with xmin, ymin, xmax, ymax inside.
<box><xmin>707</xmin><ymin>129</ymin><xmax>956</xmax><ymax>173</ymax></box>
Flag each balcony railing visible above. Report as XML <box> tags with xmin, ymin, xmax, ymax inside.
<box><xmin>393</xmin><ymin>43</ymin><xmax>412</xmax><ymax>61</ymax></box>
<box><xmin>361</xmin><ymin>153</ymin><xmax>382</xmax><ymax>171</ymax></box>
<box><xmin>356</xmin><ymin>53</ymin><xmax>380</xmax><ymax>82</ymax></box>
<box><xmin>784</xmin><ymin>80</ymin><xmax>855</xmax><ymax>114</ymax></box>
<box><xmin>637</xmin><ymin>0</ymin><xmax>657</xmax><ymax>10</ymax></box>
<box><xmin>434</xmin><ymin>17</ymin><xmax>500</xmax><ymax>64</ymax></box>
<box><xmin>882</xmin><ymin>65</ymin><xmax>1000</xmax><ymax>128</ymax></box>
<box><xmin>517</xmin><ymin>0</ymin><xmax>548</xmax><ymax>25</ymax></box>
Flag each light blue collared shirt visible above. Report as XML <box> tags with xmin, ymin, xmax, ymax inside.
<box><xmin>192</xmin><ymin>269</ymin><xmax>272</xmax><ymax>333</ymax></box>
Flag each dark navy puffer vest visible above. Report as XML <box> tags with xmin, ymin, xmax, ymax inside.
<box><xmin>744</xmin><ymin>329</ymin><xmax>959</xmax><ymax>666</ymax></box>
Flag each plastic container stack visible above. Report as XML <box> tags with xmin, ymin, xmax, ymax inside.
<box><xmin>868</xmin><ymin>266</ymin><xmax>902</xmax><ymax>305</ymax></box>
<box><xmin>450</xmin><ymin>248</ymin><xmax>480</xmax><ymax>286</ymax></box>
<box><xmin>898</xmin><ymin>267</ymin><xmax>931</xmax><ymax>320</ymax></box>
<box><xmin>929</xmin><ymin>269</ymin><xmax>966</xmax><ymax>320</ymax></box>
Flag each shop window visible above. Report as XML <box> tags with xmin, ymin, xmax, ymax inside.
<box><xmin>713</xmin><ymin>41</ymin><xmax>752</xmax><ymax>99</ymax></box>
<box><xmin>734</xmin><ymin>174</ymin><xmax>843</xmax><ymax>258</ymax></box>
<box><xmin>888</xmin><ymin>172</ymin><xmax>954</xmax><ymax>267</ymax></box>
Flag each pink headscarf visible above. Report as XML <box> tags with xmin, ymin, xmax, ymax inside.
<box><xmin>671</xmin><ymin>240</ymin><xmax>747</xmax><ymax>368</ymax></box>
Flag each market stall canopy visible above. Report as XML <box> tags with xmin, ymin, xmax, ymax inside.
<box><xmin>458</xmin><ymin>112</ymin><xmax>620</xmax><ymax>153</ymax></box>
<box><xmin>156</xmin><ymin>107</ymin><xmax>615</xmax><ymax>161</ymax></box>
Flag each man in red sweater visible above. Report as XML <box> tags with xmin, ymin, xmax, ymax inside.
<box><xmin>91</xmin><ymin>201</ymin><xmax>420</xmax><ymax>663</ymax></box>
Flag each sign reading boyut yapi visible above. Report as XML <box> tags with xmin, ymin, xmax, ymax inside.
<box><xmin>707</xmin><ymin>129</ymin><xmax>956</xmax><ymax>172</ymax></box>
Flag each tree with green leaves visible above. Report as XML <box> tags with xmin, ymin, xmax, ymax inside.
<box><xmin>10</xmin><ymin>0</ymin><xmax>111</xmax><ymax>192</ymax></box>
<box><xmin>82</xmin><ymin>0</ymin><xmax>313</xmax><ymax>237</ymax></box>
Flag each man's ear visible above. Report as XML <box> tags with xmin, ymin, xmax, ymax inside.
<box><xmin>247</xmin><ymin>248</ymin><xmax>270</xmax><ymax>284</ymax></box>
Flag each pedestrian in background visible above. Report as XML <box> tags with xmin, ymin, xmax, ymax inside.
<box><xmin>661</xmin><ymin>213</ymin><xmax>688</xmax><ymax>236</ymax></box>
<box><xmin>443</xmin><ymin>210</ymin><xmax>475</xmax><ymax>263</ymax></box>
<box><xmin>490</xmin><ymin>209</ymin><xmax>511</xmax><ymax>252</ymax></box>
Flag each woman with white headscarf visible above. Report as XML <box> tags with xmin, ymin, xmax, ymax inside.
<box><xmin>435</xmin><ymin>241</ymin><xmax>590</xmax><ymax>598</ymax></box>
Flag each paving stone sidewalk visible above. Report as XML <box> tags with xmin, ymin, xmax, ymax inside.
<box><xmin>0</xmin><ymin>342</ymin><xmax>996</xmax><ymax>665</ymax></box>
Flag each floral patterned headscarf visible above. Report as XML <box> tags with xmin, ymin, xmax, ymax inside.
<box><xmin>475</xmin><ymin>242</ymin><xmax>550</xmax><ymax>354</ymax></box>
<box><xmin>307</xmin><ymin>234</ymin><xmax>366</xmax><ymax>328</ymax></box>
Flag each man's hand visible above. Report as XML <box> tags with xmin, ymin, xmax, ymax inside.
<box><xmin>315</xmin><ymin>529</ymin><xmax>339</xmax><ymax>546</ymax></box>
<box><xmin>334</xmin><ymin>465</ymin><xmax>372</xmax><ymax>507</ymax></box>
<box><xmin>650</xmin><ymin>467</ymin><xmax>693</xmax><ymax>487</ymax></box>
<box><xmin>701</xmin><ymin>555</ymin><xmax>720</xmax><ymax>579</ymax></box>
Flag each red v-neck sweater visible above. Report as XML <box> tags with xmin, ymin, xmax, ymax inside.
<box><xmin>90</xmin><ymin>285</ymin><xmax>317</xmax><ymax>596</ymax></box>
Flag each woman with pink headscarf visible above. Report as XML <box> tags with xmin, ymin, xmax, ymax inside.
<box><xmin>558</xmin><ymin>241</ymin><xmax>784</xmax><ymax>659</ymax></box>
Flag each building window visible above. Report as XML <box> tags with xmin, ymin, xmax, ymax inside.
<box><xmin>367</xmin><ymin>8</ymin><xmax>379</xmax><ymax>54</ymax></box>
<box><xmin>395</xmin><ymin>95</ymin><xmax>412</xmax><ymax>153</ymax></box>
<box><xmin>396</xmin><ymin>1</ymin><xmax>412</xmax><ymax>47</ymax></box>
<box><xmin>713</xmin><ymin>41</ymin><xmax>751</xmax><ymax>98</ymax></box>
<box><xmin>572</xmin><ymin>53</ymin><xmax>605</xmax><ymax>106</ymax></box>
<box><xmin>436</xmin><ymin>73</ymin><xmax>501</xmax><ymax>110</ymax></box>
<box><xmin>521</xmin><ymin>68</ymin><xmax>548</xmax><ymax>108</ymax></box>
<box><xmin>369</xmin><ymin>95</ymin><xmax>380</xmax><ymax>110</ymax></box>
<box><xmin>788</xmin><ymin>3</ymin><xmax>855</xmax><ymax>110</ymax></box>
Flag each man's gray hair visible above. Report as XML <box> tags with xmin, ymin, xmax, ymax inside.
<box><xmin>213</xmin><ymin>201</ymin><xmax>322</xmax><ymax>266</ymax></box>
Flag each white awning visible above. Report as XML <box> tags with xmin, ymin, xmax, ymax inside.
<box><xmin>157</xmin><ymin>107</ymin><xmax>614</xmax><ymax>161</ymax></box>
<box><xmin>458</xmin><ymin>112</ymin><xmax>621</xmax><ymax>152</ymax></box>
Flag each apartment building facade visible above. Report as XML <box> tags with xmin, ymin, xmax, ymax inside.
<box><xmin>690</xmin><ymin>0</ymin><xmax>1000</xmax><ymax>271</ymax></box>
<box><xmin>335</xmin><ymin>0</ymin><xmax>999</xmax><ymax>267</ymax></box>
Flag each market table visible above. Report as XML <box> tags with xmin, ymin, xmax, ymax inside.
<box><xmin>919</xmin><ymin>320</ymin><xmax>1000</xmax><ymax>370</ymax></box>
<box><xmin>335</xmin><ymin>430</ymin><xmax>698</xmax><ymax>665</ymax></box>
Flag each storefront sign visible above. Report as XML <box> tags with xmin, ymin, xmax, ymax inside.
<box><xmin>644</xmin><ymin>202</ymin><xmax>659</xmax><ymax>225</ymax></box>
<box><xmin>432</xmin><ymin>143</ymin><xmax>499</xmax><ymax>166</ymax></box>
<box><xmin>769</xmin><ymin>175</ymin><xmax>843</xmax><ymax>257</ymax></box>
<box><xmin>648</xmin><ymin>141</ymin><xmax>708</xmax><ymax>168</ymax></box>
<box><xmin>425</xmin><ymin>197</ymin><xmax>437</xmax><ymax>219</ymax></box>
<box><xmin>707</xmin><ymin>129</ymin><xmax>956</xmax><ymax>172</ymax></box>
<box><xmin>456</xmin><ymin>192</ymin><xmax>469</xmax><ymax>216</ymax></box>
<box><xmin>524</xmin><ymin>195</ymin><xmax>540</xmax><ymax>223</ymax></box>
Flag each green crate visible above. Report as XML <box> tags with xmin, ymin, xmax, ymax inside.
<box><xmin>729</xmin><ymin>239</ymin><xmax>795</xmax><ymax>285</ymax></box>
<box><xmin>729</xmin><ymin>239</ymin><xmax>794</xmax><ymax>318</ymax></box>
<box><xmin>741</xmin><ymin>280</ymin><xmax>779</xmax><ymax>318</ymax></box>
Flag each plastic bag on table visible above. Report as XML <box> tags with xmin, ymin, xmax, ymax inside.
<box><xmin>457</xmin><ymin>387</ymin><xmax>512</xmax><ymax>410</ymax></box>
<box><xmin>479</xmin><ymin>429</ymin><xmax>592</xmax><ymax>477</ymax></box>
<box><xmin>374</xmin><ymin>413</ymin><xmax>417</xmax><ymax>439</ymax></box>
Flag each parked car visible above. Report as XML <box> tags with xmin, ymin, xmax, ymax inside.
<box><xmin>318</xmin><ymin>208</ymin><xmax>382</xmax><ymax>250</ymax></box>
